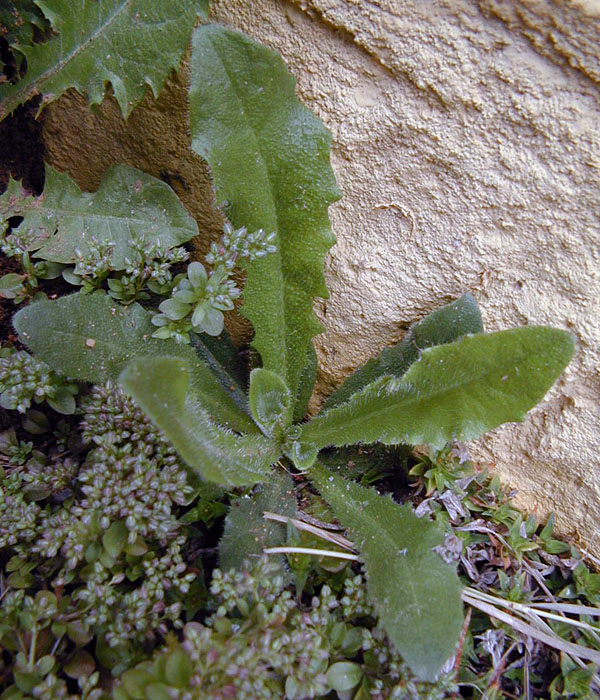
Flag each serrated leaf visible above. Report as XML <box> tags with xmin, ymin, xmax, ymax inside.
<box><xmin>120</xmin><ymin>356</ymin><xmax>280</xmax><ymax>486</ymax></box>
<box><xmin>219</xmin><ymin>469</ymin><xmax>296</xmax><ymax>573</ymax></box>
<box><xmin>310</xmin><ymin>462</ymin><xmax>463</xmax><ymax>681</ymax></box>
<box><xmin>249</xmin><ymin>368</ymin><xmax>292</xmax><ymax>438</ymax></box>
<box><xmin>13</xmin><ymin>292</ymin><xmax>258</xmax><ymax>433</ymax></box>
<box><xmin>189</xmin><ymin>24</ymin><xmax>340</xmax><ymax>406</ymax></box>
<box><xmin>0</xmin><ymin>165</ymin><xmax>198</xmax><ymax>268</ymax></box>
<box><xmin>0</xmin><ymin>0</ymin><xmax>208</xmax><ymax>119</ymax></box>
<box><xmin>326</xmin><ymin>293</ymin><xmax>483</xmax><ymax>409</ymax></box>
<box><xmin>302</xmin><ymin>327</ymin><xmax>575</xmax><ymax>451</ymax></box>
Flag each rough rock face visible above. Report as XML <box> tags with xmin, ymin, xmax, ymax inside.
<box><xmin>42</xmin><ymin>0</ymin><xmax>600</xmax><ymax>549</ymax></box>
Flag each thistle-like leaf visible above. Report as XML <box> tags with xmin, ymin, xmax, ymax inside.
<box><xmin>0</xmin><ymin>165</ymin><xmax>198</xmax><ymax>268</ymax></box>
<box><xmin>13</xmin><ymin>292</ymin><xmax>258</xmax><ymax>434</ymax></box>
<box><xmin>310</xmin><ymin>461</ymin><xmax>463</xmax><ymax>681</ymax></box>
<box><xmin>0</xmin><ymin>0</ymin><xmax>208</xmax><ymax>120</ymax></box>
<box><xmin>0</xmin><ymin>1</ymin><xmax>50</xmax><ymax>59</ymax></box>
<box><xmin>120</xmin><ymin>356</ymin><xmax>280</xmax><ymax>487</ymax></box>
<box><xmin>219</xmin><ymin>469</ymin><xmax>297</xmax><ymax>573</ymax></box>
<box><xmin>249</xmin><ymin>368</ymin><xmax>293</xmax><ymax>438</ymax></box>
<box><xmin>300</xmin><ymin>327</ymin><xmax>575</xmax><ymax>452</ymax></box>
<box><xmin>189</xmin><ymin>24</ymin><xmax>340</xmax><ymax>406</ymax></box>
<box><xmin>325</xmin><ymin>293</ymin><xmax>483</xmax><ymax>409</ymax></box>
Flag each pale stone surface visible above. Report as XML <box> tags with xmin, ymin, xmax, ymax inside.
<box><xmin>42</xmin><ymin>0</ymin><xmax>600</xmax><ymax>549</ymax></box>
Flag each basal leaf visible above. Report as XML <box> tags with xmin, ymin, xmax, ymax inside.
<box><xmin>310</xmin><ymin>462</ymin><xmax>463</xmax><ymax>681</ymax></box>
<box><xmin>300</xmin><ymin>327</ymin><xmax>575</xmax><ymax>451</ymax></box>
<box><xmin>0</xmin><ymin>1</ymin><xmax>50</xmax><ymax>56</ymax></box>
<box><xmin>0</xmin><ymin>0</ymin><xmax>208</xmax><ymax>119</ymax></box>
<box><xmin>293</xmin><ymin>341</ymin><xmax>318</xmax><ymax>423</ymax></box>
<box><xmin>189</xmin><ymin>24</ymin><xmax>340</xmax><ymax>405</ymax></box>
<box><xmin>219</xmin><ymin>469</ymin><xmax>297</xmax><ymax>573</ymax></box>
<box><xmin>0</xmin><ymin>165</ymin><xmax>198</xmax><ymax>268</ymax></box>
<box><xmin>119</xmin><ymin>356</ymin><xmax>280</xmax><ymax>487</ymax></box>
<box><xmin>13</xmin><ymin>292</ymin><xmax>258</xmax><ymax>434</ymax></box>
<box><xmin>325</xmin><ymin>293</ymin><xmax>483</xmax><ymax>409</ymax></box>
<box><xmin>249</xmin><ymin>368</ymin><xmax>292</xmax><ymax>438</ymax></box>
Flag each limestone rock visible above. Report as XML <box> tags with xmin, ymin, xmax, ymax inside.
<box><xmin>42</xmin><ymin>0</ymin><xmax>600</xmax><ymax>550</ymax></box>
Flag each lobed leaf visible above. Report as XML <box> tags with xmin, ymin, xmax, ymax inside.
<box><xmin>0</xmin><ymin>1</ymin><xmax>50</xmax><ymax>58</ymax></box>
<box><xmin>300</xmin><ymin>327</ymin><xmax>575</xmax><ymax>452</ymax></box>
<box><xmin>189</xmin><ymin>24</ymin><xmax>340</xmax><ymax>406</ymax></box>
<box><xmin>120</xmin><ymin>356</ymin><xmax>280</xmax><ymax>487</ymax></box>
<box><xmin>325</xmin><ymin>293</ymin><xmax>483</xmax><ymax>409</ymax></box>
<box><xmin>310</xmin><ymin>461</ymin><xmax>463</xmax><ymax>681</ymax></box>
<box><xmin>219</xmin><ymin>470</ymin><xmax>297</xmax><ymax>574</ymax></box>
<box><xmin>13</xmin><ymin>292</ymin><xmax>258</xmax><ymax>434</ymax></box>
<box><xmin>0</xmin><ymin>165</ymin><xmax>198</xmax><ymax>268</ymax></box>
<box><xmin>0</xmin><ymin>0</ymin><xmax>208</xmax><ymax>120</ymax></box>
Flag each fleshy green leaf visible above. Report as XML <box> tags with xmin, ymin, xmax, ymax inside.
<box><xmin>102</xmin><ymin>520</ymin><xmax>128</xmax><ymax>559</ymax></box>
<box><xmin>119</xmin><ymin>356</ymin><xmax>280</xmax><ymax>487</ymax></box>
<box><xmin>300</xmin><ymin>327</ymin><xmax>575</xmax><ymax>452</ymax></box>
<box><xmin>249</xmin><ymin>368</ymin><xmax>292</xmax><ymax>438</ymax></box>
<box><xmin>310</xmin><ymin>462</ymin><xmax>463</xmax><ymax>681</ymax></box>
<box><xmin>325</xmin><ymin>293</ymin><xmax>483</xmax><ymax>409</ymax></box>
<box><xmin>219</xmin><ymin>469</ymin><xmax>296</xmax><ymax>573</ymax></box>
<box><xmin>326</xmin><ymin>662</ymin><xmax>362</xmax><ymax>693</ymax></box>
<box><xmin>13</xmin><ymin>292</ymin><xmax>258</xmax><ymax>433</ymax></box>
<box><xmin>189</xmin><ymin>24</ymin><xmax>340</xmax><ymax>405</ymax></box>
<box><xmin>0</xmin><ymin>0</ymin><xmax>209</xmax><ymax>119</ymax></box>
<box><xmin>0</xmin><ymin>165</ymin><xmax>198</xmax><ymax>268</ymax></box>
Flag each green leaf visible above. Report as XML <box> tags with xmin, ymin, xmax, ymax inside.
<box><xmin>219</xmin><ymin>469</ymin><xmax>296</xmax><ymax>573</ymax></box>
<box><xmin>293</xmin><ymin>341</ymin><xmax>318</xmax><ymax>423</ymax></box>
<box><xmin>326</xmin><ymin>662</ymin><xmax>362</xmax><ymax>693</ymax></box>
<box><xmin>249</xmin><ymin>368</ymin><xmax>292</xmax><ymax>438</ymax></box>
<box><xmin>189</xmin><ymin>24</ymin><xmax>340</xmax><ymax>405</ymax></box>
<box><xmin>325</xmin><ymin>293</ymin><xmax>483</xmax><ymax>409</ymax></box>
<box><xmin>301</xmin><ymin>327</ymin><xmax>575</xmax><ymax>451</ymax></box>
<box><xmin>119</xmin><ymin>356</ymin><xmax>280</xmax><ymax>486</ymax></box>
<box><xmin>0</xmin><ymin>0</ymin><xmax>209</xmax><ymax>120</ymax></box>
<box><xmin>310</xmin><ymin>462</ymin><xmax>463</xmax><ymax>681</ymax></box>
<box><xmin>14</xmin><ymin>292</ymin><xmax>258</xmax><ymax>433</ymax></box>
<box><xmin>0</xmin><ymin>165</ymin><xmax>198</xmax><ymax>268</ymax></box>
<box><xmin>0</xmin><ymin>1</ymin><xmax>50</xmax><ymax>56</ymax></box>
<box><xmin>102</xmin><ymin>520</ymin><xmax>128</xmax><ymax>558</ymax></box>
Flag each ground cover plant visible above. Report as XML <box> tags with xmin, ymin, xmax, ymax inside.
<box><xmin>1</xmin><ymin>1</ymin><xmax>599</xmax><ymax>698</ymax></box>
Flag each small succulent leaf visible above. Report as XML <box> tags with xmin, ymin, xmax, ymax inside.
<box><xmin>0</xmin><ymin>165</ymin><xmax>198</xmax><ymax>269</ymax></box>
<box><xmin>310</xmin><ymin>462</ymin><xmax>463</xmax><ymax>681</ymax></box>
<box><xmin>0</xmin><ymin>0</ymin><xmax>209</xmax><ymax>119</ymax></box>
<box><xmin>200</xmin><ymin>306</ymin><xmax>224</xmax><ymax>336</ymax></box>
<box><xmin>219</xmin><ymin>469</ymin><xmax>297</xmax><ymax>573</ymax></box>
<box><xmin>249</xmin><ymin>368</ymin><xmax>293</xmax><ymax>437</ymax></box>
<box><xmin>325</xmin><ymin>293</ymin><xmax>484</xmax><ymax>409</ymax></box>
<box><xmin>189</xmin><ymin>24</ymin><xmax>340</xmax><ymax>406</ymax></box>
<box><xmin>102</xmin><ymin>520</ymin><xmax>128</xmax><ymax>559</ymax></box>
<box><xmin>13</xmin><ymin>292</ymin><xmax>258</xmax><ymax>434</ymax></box>
<box><xmin>187</xmin><ymin>261</ymin><xmax>207</xmax><ymax>289</ymax></box>
<box><xmin>293</xmin><ymin>341</ymin><xmax>318</xmax><ymax>423</ymax></box>
<box><xmin>302</xmin><ymin>327</ymin><xmax>575</xmax><ymax>451</ymax></box>
<box><xmin>326</xmin><ymin>662</ymin><xmax>362</xmax><ymax>692</ymax></box>
<box><xmin>119</xmin><ymin>356</ymin><xmax>280</xmax><ymax>487</ymax></box>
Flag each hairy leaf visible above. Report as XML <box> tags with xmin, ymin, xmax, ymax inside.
<box><xmin>300</xmin><ymin>327</ymin><xmax>574</xmax><ymax>451</ymax></box>
<box><xmin>249</xmin><ymin>368</ymin><xmax>292</xmax><ymax>438</ymax></box>
<box><xmin>0</xmin><ymin>165</ymin><xmax>197</xmax><ymax>268</ymax></box>
<box><xmin>310</xmin><ymin>462</ymin><xmax>463</xmax><ymax>681</ymax></box>
<box><xmin>120</xmin><ymin>357</ymin><xmax>280</xmax><ymax>486</ymax></box>
<box><xmin>293</xmin><ymin>341</ymin><xmax>318</xmax><ymax>423</ymax></box>
<box><xmin>13</xmin><ymin>292</ymin><xmax>258</xmax><ymax>433</ymax></box>
<box><xmin>0</xmin><ymin>0</ymin><xmax>208</xmax><ymax>119</ymax></box>
<box><xmin>189</xmin><ymin>24</ymin><xmax>340</xmax><ymax>405</ymax></box>
<box><xmin>325</xmin><ymin>293</ymin><xmax>483</xmax><ymax>409</ymax></box>
<box><xmin>219</xmin><ymin>470</ymin><xmax>296</xmax><ymax>573</ymax></box>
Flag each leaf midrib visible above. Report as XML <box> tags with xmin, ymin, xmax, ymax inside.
<box><xmin>211</xmin><ymin>34</ymin><xmax>290</xmax><ymax>385</ymax></box>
